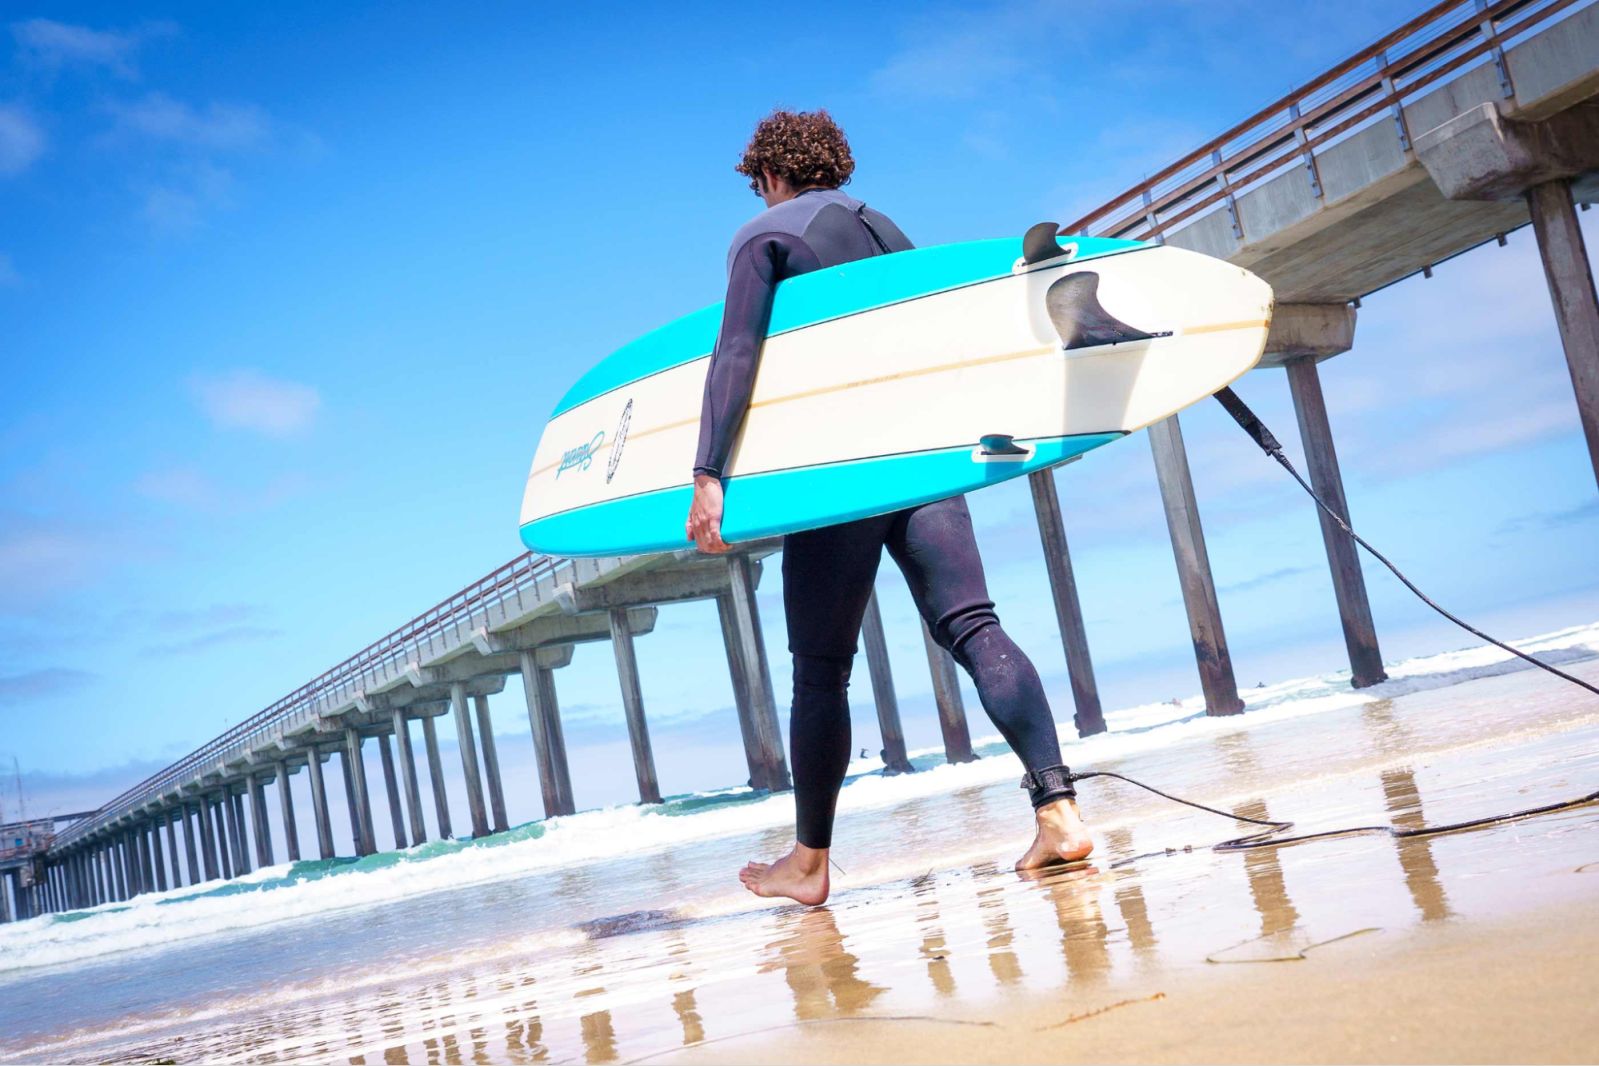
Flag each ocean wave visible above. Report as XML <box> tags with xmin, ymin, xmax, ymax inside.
<box><xmin>1</xmin><ymin>620</ymin><xmax>1594</xmax><ymax>976</ymax></box>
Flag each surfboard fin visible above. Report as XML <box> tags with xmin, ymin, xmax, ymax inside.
<box><xmin>979</xmin><ymin>434</ymin><xmax>1029</xmax><ymax>456</ymax></box>
<box><xmin>1023</xmin><ymin>221</ymin><xmax>1071</xmax><ymax>264</ymax></box>
<box><xmin>1046</xmin><ymin>272</ymin><xmax>1159</xmax><ymax>350</ymax></box>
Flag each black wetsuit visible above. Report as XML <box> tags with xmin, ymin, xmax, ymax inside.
<box><xmin>695</xmin><ymin>188</ymin><xmax>1074</xmax><ymax>848</ymax></box>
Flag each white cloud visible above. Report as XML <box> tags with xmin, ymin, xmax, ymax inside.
<box><xmin>108</xmin><ymin>92</ymin><xmax>271</xmax><ymax>151</ymax></box>
<box><xmin>141</xmin><ymin>160</ymin><xmax>235</xmax><ymax>232</ymax></box>
<box><xmin>9</xmin><ymin>18</ymin><xmax>145</xmax><ymax>77</ymax></box>
<box><xmin>0</xmin><ymin>104</ymin><xmax>45</xmax><ymax>176</ymax></box>
<box><xmin>189</xmin><ymin>370</ymin><xmax>321</xmax><ymax>437</ymax></box>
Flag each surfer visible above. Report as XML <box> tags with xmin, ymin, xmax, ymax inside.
<box><xmin>686</xmin><ymin>110</ymin><xmax>1094</xmax><ymax>905</ymax></box>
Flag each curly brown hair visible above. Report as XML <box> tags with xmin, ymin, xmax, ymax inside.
<box><xmin>735</xmin><ymin>109</ymin><xmax>855</xmax><ymax>193</ymax></box>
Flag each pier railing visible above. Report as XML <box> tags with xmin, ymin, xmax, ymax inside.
<box><xmin>54</xmin><ymin>552</ymin><xmax>568</xmax><ymax>846</ymax></box>
<box><xmin>1064</xmin><ymin>0</ymin><xmax>1592</xmax><ymax>243</ymax></box>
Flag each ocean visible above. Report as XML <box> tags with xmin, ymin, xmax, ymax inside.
<box><xmin>2</xmin><ymin>620</ymin><xmax>1596</xmax><ymax>1064</ymax></box>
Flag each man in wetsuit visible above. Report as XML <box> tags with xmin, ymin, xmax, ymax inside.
<box><xmin>685</xmin><ymin>110</ymin><xmax>1094</xmax><ymax>905</ymax></box>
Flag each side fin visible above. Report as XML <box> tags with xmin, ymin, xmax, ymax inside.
<box><xmin>1023</xmin><ymin>221</ymin><xmax>1069</xmax><ymax>264</ymax></box>
<box><xmin>1046</xmin><ymin>272</ymin><xmax>1158</xmax><ymax>350</ymax></box>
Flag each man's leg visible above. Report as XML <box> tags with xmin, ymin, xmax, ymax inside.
<box><xmin>885</xmin><ymin>495</ymin><xmax>1094</xmax><ymax>869</ymax></box>
<box><xmin>739</xmin><ymin>514</ymin><xmax>890</xmax><ymax>904</ymax></box>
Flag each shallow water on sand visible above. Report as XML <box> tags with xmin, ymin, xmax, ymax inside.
<box><xmin>2</xmin><ymin>648</ymin><xmax>1598</xmax><ymax>1063</ymax></box>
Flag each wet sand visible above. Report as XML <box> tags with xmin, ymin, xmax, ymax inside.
<box><xmin>4</xmin><ymin>656</ymin><xmax>1597</xmax><ymax>1064</ymax></box>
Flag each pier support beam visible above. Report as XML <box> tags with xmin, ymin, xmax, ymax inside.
<box><xmin>211</xmin><ymin>799</ymin><xmax>232</xmax><ymax>879</ymax></box>
<box><xmin>392</xmin><ymin>711</ymin><xmax>427</xmax><ymax>846</ymax></box>
<box><xmin>922</xmin><ymin>621</ymin><xmax>976</xmax><ymax>763</ymax></box>
<box><xmin>377</xmin><ymin>732</ymin><xmax>408</xmax><ymax>848</ymax></box>
<box><xmin>225</xmin><ymin>793</ymin><xmax>249</xmax><ymax>875</ymax></box>
<box><xmin>1028</xmin><ymin>468</ymin><xmax>1107</xmax><ymax>736</ymax></box>
<box><xmin>726</xmin><ymin>554</ymin><xmax>792</xmax><ymax>791</ymax></box>
<box><xmin>421</xmin><ymin>714</ymin><xmax>453</xmax><ymax>839</ymax></box>
<box><xmin>164</xmin><ymin>813</ymin><xmax>182</xmax><ymax>889</ymax></box>
<box><xmin>1285</xmin><ymin>349</ymin><xmax>1387</xmax><ymax>688</ymax></box>
<box><xmin>182</xmin><ymin>806</ymin><xmax>201</xmax><ymax>885</ymax></box>
<box><xmin>520</xmin><ymin>649</ymin><xmax>576</xmax><ymax>818</ymax></box>
<box><xmin>343</xmin><ymin>729</ymin><xmax>377</xmax><ymax>856</ymax></box>
<box><xmin>860</xmin><ymin>591</ymin><xmax>914</xmax><ymax>774</ymax></box>
<box><xmin>304</xmin><ymin>750</ymin><xmax>336</xmax><ymax>859</ymax></box>
<box><xmin>1528</xmin><ymin>179</ymin><xmax>1599</xmax><ymax>494</ymax></box>
<box><xmin>1416</xmin><ymin>102</ymin><xmax>1599</xmax><ymax>493</ymax></box>
<box><xmin>197</xmin><ymin>800</ymin><xmax>219</xmax><ymax>880</ymax></box>
<box><xmin>137</xmin><ymin>825</ymin><xmax>155</xmax><ymax>892</ymax></box>
<box><xmin>715</xmin><ymin>592</ymin><xmax>765</xmax><ymax>788</ymax></box>
<box><xmin>1148</xmin><ymin>414</ymin><xmax>1244</xmax><ymax>716</ymax></box>
<box><xmin>474</xmin><ymin>695</ymin><xmax>510</xmax><ymax>833</ymax></box>
<box><xmin>450</xmin><ymin>681</ymin><xmax>492</xmax><ymax>838</ymax></box>
<box><xmin>231</xmin><ymin>792</ymin><xmax>252</xmax><ymax>875</ymax></box>
<box><xmin>609</xmin><ymin>607</ymin><xmax>662</xmax><ymax>805</ymax></box>
<box><xmin>249</xmin><ymin>774</ymin><xmax>275</xmax><ymax>868</ymax></box>
<box><xmin>275</xmin><ymin>761</ymin><xmax>301</xmax><ymax>862</ymax></box>
<box><xmin>150</xmin><ymin>820</ymin><xmax>167</xmax><ymax>892</ymax></box>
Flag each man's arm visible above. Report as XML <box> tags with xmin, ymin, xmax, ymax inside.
<box><xmin>686</xmin><ymin>232</ymin><xmax>819</xmax><ymax>553</ymax></box>
<box><xmin>693</xmin><ymin>232</ymin><xmax>819</xmax><ymax>478</ymax></box>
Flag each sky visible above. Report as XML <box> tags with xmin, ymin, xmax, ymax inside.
<box><xmin>2</xmin><ymin>1</ymin><xmax>1598</xmax><ymax>836</ymax></box>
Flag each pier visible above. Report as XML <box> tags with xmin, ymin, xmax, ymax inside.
<box><xmin>7</xmin><ymin>0</ymin><xmax>1597</xmax><ymax>920</ymax></box>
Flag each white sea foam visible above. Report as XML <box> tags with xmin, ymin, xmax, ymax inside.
<box><xmin>2</xmin><ymin>620</ymin><xmax>1594</xmax><ymax>977</ymax></box>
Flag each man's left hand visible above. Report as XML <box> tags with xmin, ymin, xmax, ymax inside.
<box><xmin>686</xmin><ymin>474</ymin><xmax>730</xmax><ymax>553</ymax></box>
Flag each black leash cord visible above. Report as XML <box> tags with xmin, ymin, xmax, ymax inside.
<box><xmin>1076</xmin><ymin>389</ymin><xmax>1599</xmax><ymax>866</ymax></box>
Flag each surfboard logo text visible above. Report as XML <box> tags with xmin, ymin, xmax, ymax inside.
<box><xmin>557</xmin><ymin>431</ymin><xmax>606</xmax><ymax>479</ymax></box>
<box><xmin>606</xmin><ymin>399</ymin><xmax>633</xmax><ymax>483</ymax></box>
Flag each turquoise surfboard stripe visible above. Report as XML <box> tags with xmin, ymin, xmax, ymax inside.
<box><xmin>550</xmin><ymin>235</ymin><xmax>1145</xmax><ymax>419</ymax></box>
<box><xmin>521</xmin><ymin>432</ymin><xmax>1124</xmax><ymax>557</ymax></box>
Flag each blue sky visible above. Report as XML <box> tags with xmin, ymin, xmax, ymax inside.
<box><xmin>3</xmin><ymin>2</ymin><xmax>1597</xmax><ymax>828</ymax></box>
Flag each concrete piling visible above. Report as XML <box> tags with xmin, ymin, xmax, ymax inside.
<box><xmin>1147</xmin><ymin>414</ymin><xmax>1244</xmax><ymax>716</ymax></box>
<box><xmin>609</xmin><ymin>606</ymin><xmax>662</xmax><ymax>805</ymax></box>
<box><xmin>473</xmin><ymin>694</ymin><xmax>510</xmax><ymax>833</ymax></box>
<box><xmin>343</xmin><ymin>730</ymin><xmax>377</xmax><ymax>857</ymax></box>
<box><xmin>725</xmin><ymin>554</ymin><xmax>792</xmax><ymax>791</ymax></box>
<box><xmin>421</xmin><ymin>714</ymin><xmax>454</xmax><ymax>839</ymax></box>
<box><xmin>715</xmin><ymin>592</ymin><xmax>766</xmax><ymax>788</ymax></box>
<box><xmin>249</xmin><ymin>773</ymin><xmax>275</xmax><ymax>868</ymax></box>
<box><xmin>377</xmin><ymin>732</ymin><xmax>408</xmax><ymax>849</ymax></box>
<box><xmin>521</xmin><ymin>649</ymin><xmax>576</xmax><ymax>818</ymax></box>
<box><xmin>1285</xmin><ymin>352</ymin><xmax>1387</xmax><ymax>688</ymax></box>
<box><xmin>921</xmin><ymin>621</ymin><xmax>976</xmax><ymax>763</ymax></box>
<box><xmin>304</xmin><ymin>749</ymin><xmax>336</xmax><ymax>860</ymax></box>
<box><xmin>1526</xmin><ymin>178</ymin><xmax>1599</xmax><ymax>493</ymax></box>
<box><xmin>275</xmin><ymin>761</ymin><xmax>301</xmax><ymax>862</ymax></box>
<box><xmin>231</xmin><ymin>791</ymin><xmax>252</xmax><ymax>875</ymax></box>
<box><xmin>198</xmin><ymin>800</ymin><xmax>219</xmax><ymax>880</ymax></box>
<box><xmin>150</xmin><ymin>821</ymin><xmax>168</xmax><ymax>892</ymax></box>
<box><xmin>182</xmin><ymin>806</ymin><xmax>201</xmax><ymax>885</ymax></box>
<box><xmin>164</xmin><ymin>813</ymin><xmax>183</xmax><ymax>889</ymax></box>
<box><xmin>450</xmin><ymin>681</ymin><xmax>492</xmax><ymax>838</ymax></box>
<box><xmin>860</xmin><ymin>591</ymin><xmax>914</xmax><ymax>774</ymax></box>
<box><xmin>1027</xmin><ymin>468</ymin><xmax>1107</xmax><ymax>736</ymax></box>
<box><xmin>392</xmin><ymin>710</ymin><xmax>427</xmax><ymax>846</ymax></box>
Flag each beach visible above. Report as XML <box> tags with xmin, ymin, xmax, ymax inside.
<box><xmin>1</xmin><ymin>626</ymin><xmax>1596</xmax><ymax>1064</ymax></box>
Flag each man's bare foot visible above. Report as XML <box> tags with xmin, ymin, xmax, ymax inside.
<box><xmin>1015</xmin><ymin>798</ymin><xmax>1095</xmax><ymax>870</ymax></box>
<box><xmin>739</xmin><ymin>842</ymin><xmax>830</xmax><ymax>905</ymax></box>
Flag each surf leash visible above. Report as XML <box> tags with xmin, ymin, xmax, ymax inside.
<box><xmin>1076</xmin><ymin>388</ymin><xmax>1599</xmax><ymax>865</ymax></box>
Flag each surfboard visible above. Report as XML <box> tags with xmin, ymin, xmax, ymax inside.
<box><xmin>520</xmin><ymin>226</ymin><xmax>1273</xmax><ymax>558</ymax></box>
